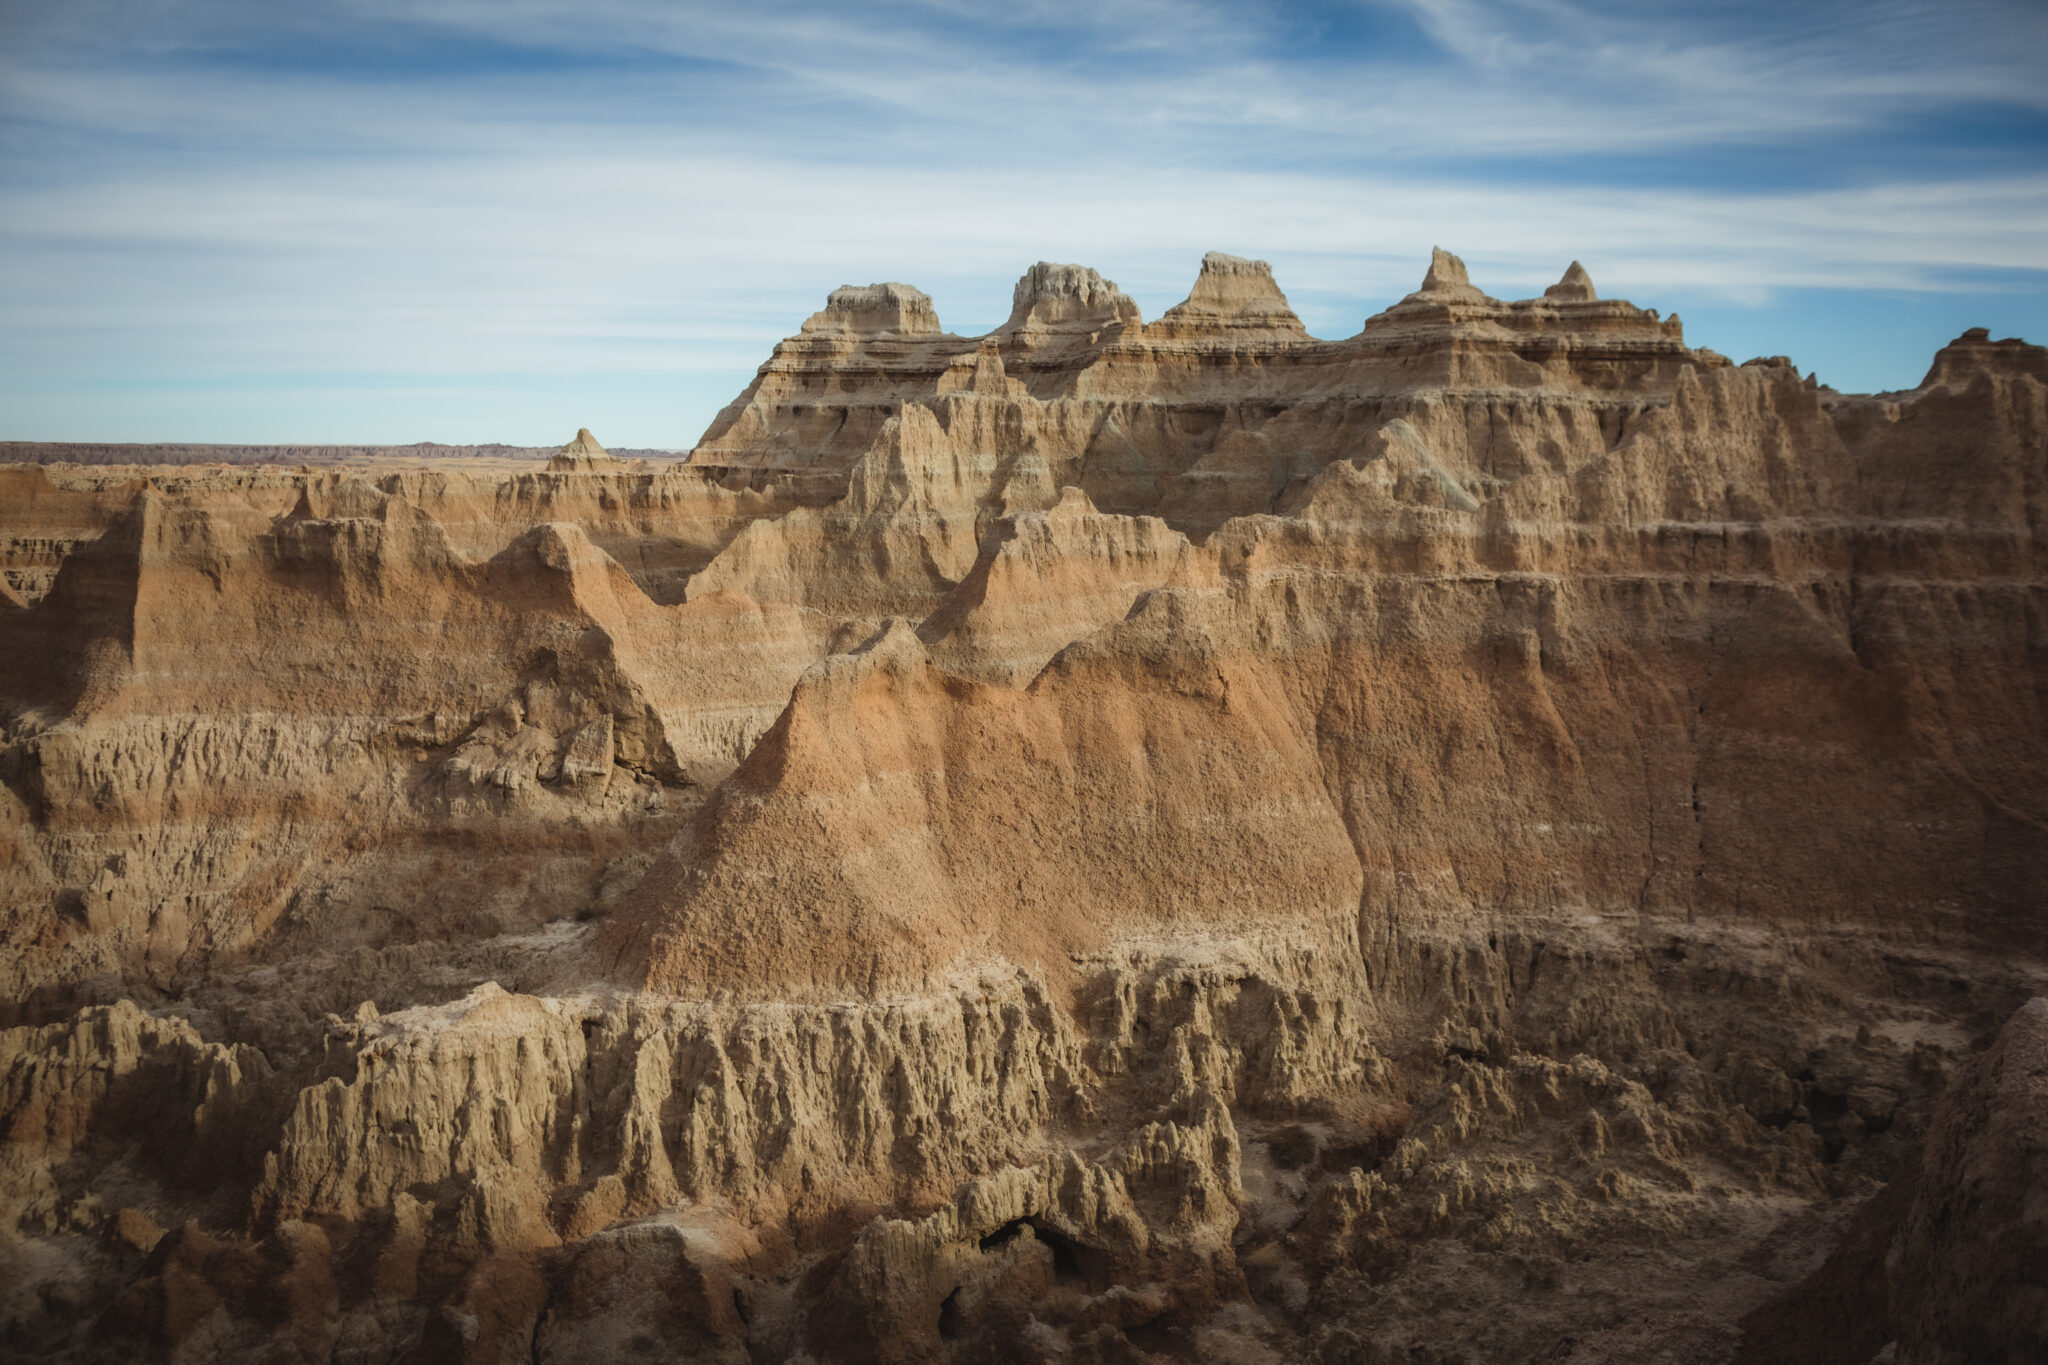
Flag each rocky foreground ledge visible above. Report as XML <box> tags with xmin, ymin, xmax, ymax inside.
<box><xmin>2</xmin><ymin>251</ymin><xmax>2045</xmax><ymax>1363</ymax></box>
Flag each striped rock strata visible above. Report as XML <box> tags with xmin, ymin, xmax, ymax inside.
<box><xmin>0</xmin><ymin>252</ymin><xmax>2044</xmax><ymax>1363</ymax></box>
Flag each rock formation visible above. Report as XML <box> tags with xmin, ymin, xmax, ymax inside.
<box><xmin>1</xmin><ymin>249</ymin><xmax>2044</xmax><ymax>1362</ymax></box>
<box><xmin>1152</xmin><ymin>252</ymin><xmax>1308</xmax><ymax>340</ymax></box>
<box><xmin>802</xmin><ymin>283</ymin><xmax>946</xmax><ymax>339</ymax></box>
<box><xmin>547</xmin><ymin>428</ymin><xmax>620</xmax><ymax>472</ymax></box>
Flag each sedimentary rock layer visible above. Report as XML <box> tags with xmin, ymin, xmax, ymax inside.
<box><xmin>1</xmin><ymin>254</ymin><xmax>2044</xmax><ymax>1363</ymax></box>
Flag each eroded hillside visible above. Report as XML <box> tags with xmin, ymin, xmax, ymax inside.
<box><xmin>2</xmin><ymin>251</ymin><xmax>2044</xmax><ymax>1364</ymax></box>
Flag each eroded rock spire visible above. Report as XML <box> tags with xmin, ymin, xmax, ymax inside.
<box><xmin>1001</xmin><ymin>261</ymin><xmax>1143</xmax><ymax>336</ymax></box>
<box><xmin>1414</xmin><ymin>246</ymin><xmax>1486</xmax><ymax>302</ymax></box>
<box><xmin>549</xmin><ymin>427</ymin><xmax>618</xmax><ymax>471</ymax></box>
<box><xmin>1545</xmin><ymin>260</ymin><xmax>1598</xmax><ymax>302</ymax></box>
<box><xmin>1154</xmin><ymin>251</ymin><xmax>1308</xmax><ymax>338</ymax></box>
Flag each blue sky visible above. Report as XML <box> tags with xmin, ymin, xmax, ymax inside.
<box><xmin>3</xmin><ymin>0</ymin><xmax>2044</xmax><ymax>447</ymax></box>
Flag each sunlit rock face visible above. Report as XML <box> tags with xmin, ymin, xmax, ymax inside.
<box><xmin>3</xmin><ymin>251</ymin><xmax>2045</xmax><ymax>1365</ymax></box>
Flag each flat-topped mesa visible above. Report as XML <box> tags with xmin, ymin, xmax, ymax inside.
<box><xmin>798</xmin><ymin>282</ymin><xmax>945</xmax><ymax>339</ymax></box>
<box><xmin>1149</xmin><ymin>252</ymin><xmax>1310</xmax><ymax>341</ymax></box>
<box><xmin>1918</xmin><ymin>327</ymin><xmax>2048</xmax><ymax>390</ymax></box>
<box><xmin>1360</xmin><ymin>249</ymin><xmax>1704</xmax><ymax>386</ymax></box>
<box><xmin>547</xmin><ymin>428</ymin><xmax>619</xmax><ymax>472</ymax></box>
<box><xmin>1001</xmin><ymin>262</ymin><xmax>1143</xmax><ymax>341</ymax></box>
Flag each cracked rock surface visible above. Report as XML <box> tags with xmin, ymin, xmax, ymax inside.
<box><xmin>3</xmin><ymin>253</ymin><xmax>2046</xmax><ymax>1363</ymax></box>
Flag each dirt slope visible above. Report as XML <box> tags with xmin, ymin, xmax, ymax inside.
<box><xmin>2</xmin><ymin>254</ymin><xmax>2045</xmax><ymax>1363</ymax></box>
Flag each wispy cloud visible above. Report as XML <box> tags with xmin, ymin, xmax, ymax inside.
<box><xmin>1</xmin><ymin>0</ymin><xmax>2043</xmax><ymax>442</ymax></box>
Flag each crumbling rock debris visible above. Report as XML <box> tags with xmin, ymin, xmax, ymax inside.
<box><xmin>1</xmin><ymin>249</ymin><xmax>2044</xmax><ymax>1362</ymax></box>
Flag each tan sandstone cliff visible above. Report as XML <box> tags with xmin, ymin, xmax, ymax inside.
<box><xmin>1</xmin><ymin>250</ymin><xmax>2044</xmax><ymax>1363</ymax></box>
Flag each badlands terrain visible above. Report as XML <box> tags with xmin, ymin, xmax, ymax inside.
<box><xmin>2</xmin><ymin>249</ymin><xmax>2045</xmax><ymax>1363</ymax></box>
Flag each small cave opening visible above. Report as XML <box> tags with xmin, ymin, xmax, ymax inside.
<box><xmin>978</xmin><ymin>1218</ymin><xmax>1087</xmax><ymax>1281</ymax></box>
<box><xmin>979</xmin><ymin>1219</ymin><xmax>1024</xmax><ymax>1252</ymax></box>
<box><xmin>1124</xmin><ymin>1313</ymin><xmax>1189</xmax><ymax>1355</ymax></box>
<box><xmin>937</xmin><ymin>1287</ymin><xmax>962</xmax><ymax>1340</ymax></box>
<box><xmin>1804</xmin><ymin>1086</ymin><xmax>1852</xmax><ymax>1162</ymax></box>
<box><xmin>1320</xmin><ymin>1129</ymin><xmax>1402</xmax><ymax>1175</ymax></box>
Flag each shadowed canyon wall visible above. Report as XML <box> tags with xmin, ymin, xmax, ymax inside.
<box><xmin>2</xmin><ymin>252</ymin><xmax>2044</xmax><ymax>1363</ymax></box>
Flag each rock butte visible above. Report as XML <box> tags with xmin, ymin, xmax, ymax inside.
<box><xmin>1</xmin><ymin>250</ymin><xmax>2045</xmax><ymax>1363</ymax></box>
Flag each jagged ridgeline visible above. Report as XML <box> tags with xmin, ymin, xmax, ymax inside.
<box><xmin>2</xmin><ymin>252</ymin><xmax>2046</xmax><ymax>1363</ymax></box>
